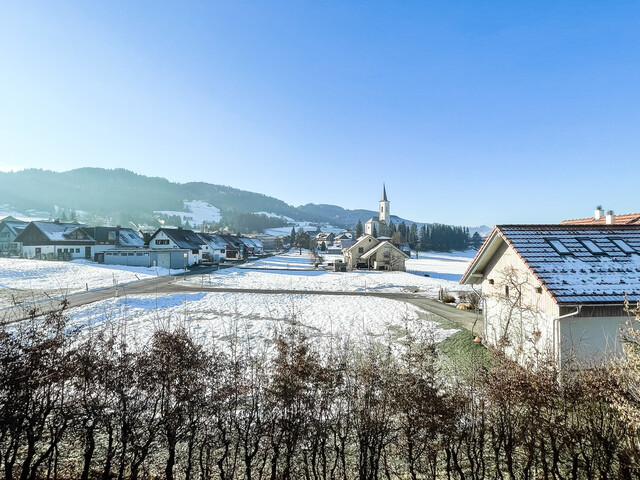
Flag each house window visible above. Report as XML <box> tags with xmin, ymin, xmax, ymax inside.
<box><xmin>611</xmin><ymin>238</ymin><xmax>635</xmax><ymax>254</ymax></box>
<box><xmin>36</xmin><ymin>248</ymin><xmax>41</xmax><ymax>254</ymax></box>
<box><xmin>536</xmin><ymin>286</ymin><xmax>543</xmax><ymax>294</ymax></box>
<box><xmin>488</xmin><ymin>279</ymin><xmax>494</xmax><ymax>285</ymax></box>
<box><xmin>358</xmin><ymin>247</ymin><xmax>364</xmax><ymax>253</ymax></box>
<box><xmin>155</xmin><ymin>239</ymin><xmax>170</xmax><ymax>245</ymax></box>
<box><xmin>76</xmin><ymin>248</ymin><xmax>80</xmax><ymax>253</ymax></box>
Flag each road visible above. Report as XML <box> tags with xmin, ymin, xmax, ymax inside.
<box><xmin>1</xmin><ymin>271</ymin><xmax>480</xmax><ymax>333</ymax></box>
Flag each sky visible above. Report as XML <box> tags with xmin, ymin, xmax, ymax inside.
<box><xmin>0</xmin><ymin>1</ymin><xmax>638</xmax><ymax>226</ymax></box>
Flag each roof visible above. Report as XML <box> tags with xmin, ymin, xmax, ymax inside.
<box><xmin>360</xmin><ymin>240</ymin><xmax>407</xmax><ymax>261</ymax></box>
<box><xmin>348</xmin><ymin>234</ymin><xmax>379</xmax><ymax>252</ymax></box>
<box><xmin>82</xmin><ymin>226</ymin><xmax>144</xmax><ymax>247</ymax></box>
<box><xmin>0</xmin><ymin>218</ymin><xmax>28</xmax><ymax>236</ymax></box>
<box><xmin>381</xmin><ymin>184</ymin><xmax>388</xmax><ymax>202</ymax></box>
<box><xmin>217</xmin><ymin>234</ymin><xmax>244</xmax><ymax>249</ymax></box>
<box><xmin>339</xmin><ymin>239</ymin><xmax>356</xmax><ymax>249</ymax></box>
<box><xmin>154</xmin><ymin>228</ymin><xmax>203</xmax><ymax>250</ymax></box>
<box><xmin>29</xmin><ymin>221</ymin><xmax>90</xmax><ymax>242</ymax></box>
<box><xmin>197</xmin><ymin>233</ymin><xmax>229</xmax><ymax>250</ymax></box>
<box><xmin>561</xmin><ymin>213</ymin><xmax>640</xmax><ymax>225</ymax></box>
<box><xmin>461</xmin><ymin>224</ymin><xmax>640</xmax><ymax>304</ymax></box>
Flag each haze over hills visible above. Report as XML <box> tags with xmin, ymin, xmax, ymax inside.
<box><xmin>0</xmin><ymin>168</ymin><xmax>489</xmax><ymax>234</ymax></box>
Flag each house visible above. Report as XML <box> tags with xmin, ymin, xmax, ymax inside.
<box><xmin>335</xmin><ymin>232</ymin><xmax>353</xmax><ymax>242</ymax></box>
<box><xmin>343</xmin><ymin>234</ymin><xmax>407</xmax><ymax>271</ymax></box>
<box><xmin>197</xmin><ymin>233</ymin><xmax>229</xmax><ymax>263</ymax></box>
<box><xmin>217</xmin><ymin>234</ymin><xmax>246</xmax><ymax>260</ymax></box>
<box><xmin>460</xmin><ymin>224</ymin><xmax>640</xmax><ymax>368</ymax></box>
<box><xmin>315</xmin><ymin>232</ymin><xmax>336</xmax><ymax>245</ymax></box>
<box><xmin>148</xmin><ymin>227</ymin><xmax>204</xmax><ymax>266</ymax></box>
<box><xmin>0</xmin><ymin>216</ymin><xmax>28</xmax><ymax>255</ymax></box>
<box><xmin>241</xmin><ymin>237</ymin><xmax>264</xmax><ymax>255</ymax></box>
<box><xmin>15</xmin><ymin>221</ymin><xmax>94</xmax><ymax>260</ymax></box>
<box><xmin>364</xmin><ymin>185</ymin><xmax>390</xmax><ymax>236</ymax></box>
<box><xmin>561</xmin><ymin>206</ymin><xmax>640</xmax><ymax>226</ymax></box>
<box><xmin>255</xmin><ymin>234</ymin><xmax>282</xmax><ymax>252</ymax></box>
<box><xmin>81</xmin><ymin>226</ymin><xmax>145</xmax><ymax>261</ymax></box>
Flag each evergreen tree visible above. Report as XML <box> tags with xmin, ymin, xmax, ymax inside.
<box><xmin>471</xmin><ymin>231</ymin><xmax>483</xmax><ymax>249</ymax></box>
<box><xmin>70</xmin><ymin>209</ymin><xmax>77</xmax><ymax>222</ymax></box>
<box><xmin>409</xmin><ymin>223</ymin><xmax>418</xmax><ymax>249</ymax></box>
<box><xmin>372</xmin><ymin>224</ymin><xmax>378</xmax><ymax>238</ymax></box>
<box><xmin>355</xmin><ymin>220</ymin><xmax>364</xmax><ymax>239</ymax></box>
<box><xmin>60</xmin><ymin>209</ymin><xmax>68</xmax><ymax>222</ymax></box>
<box><xmin>419</xmin><ymin>225</ymin><xmax>429</xmax><ymax>251</ymax></box>
<box><xmin>290</xmin><ymin>227</ymin><xmax>296</xmax><ymax>246</ymax></box>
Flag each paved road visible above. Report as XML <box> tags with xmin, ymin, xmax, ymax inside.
<box><xmin>1</xmin><ymin>273</ymin><xmax>480</xmax><ymax>334</ymax></box>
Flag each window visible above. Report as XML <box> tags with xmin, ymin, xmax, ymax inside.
<box><xmin>63</xmin><ymin>248</ymin><xmax>68</xmax><ymax>252</ymax></box>
<box><xmin>579</xmin><ymin>239</ymin><xmax>604</xmax><ymax>254</ymax></box>
<box><xmin>535</xmin><ymin>286</ymin><xmax>543</xmax><ymax>294</ymax></box>
<box><xmin>76</xmin><ymin>248</ymin><xmax>80</xmax><ymax>253</ymax></box>
<box><xmin>548</xmin><ymin>239</ymin><xmax>571</xmax><ymax>255</ymax></box>
<box><xmin>611</xmin><ymin>238</ymin><xmax>636</xmax><ymax>254</ymax></box>
<box><xmin>358</xmin><ymin>247</ymin><xmax>364</xmax><ymax>253</ymax></box>
<box><xmin>108</xmin><ymin>231</ymin><xmax>116</xmax><ymax>241</ymax></box>
<box><xmin>488</xmin><ymin>279</ymin><xmax>494</xmax><ymax>285</ymax></box>
<box><xmin>155</xmin><ymin>239</ymin><xmax>170</xmax><ymax>245</ymax></box>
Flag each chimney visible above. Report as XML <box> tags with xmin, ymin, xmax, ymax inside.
<box><xmin>606</xmin><ymin>210</ymin><xmax>614</xmax><ymax>225</ymax></box>
<box><xmin>594</xmin><ymin>205</ymin><xmax>604</xmax><ymax>220</ymax></box>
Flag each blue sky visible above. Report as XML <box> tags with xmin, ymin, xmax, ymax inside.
<box><xmin>1</xmin><ymin>1</ymin><xmax>638</xmax><ymax>226</ymax></box>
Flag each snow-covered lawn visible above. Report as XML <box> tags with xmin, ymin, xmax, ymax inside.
<box><xmin>156</xmin><ymin>200</ymin><xmax>221</xmax><ymax>224</ymax></box>
<box><xmin>0</xmin><ymin>258</ymin><xmax>178</xmax><ymax>307</ymax></box>
<box><xmin>67</xmin><ymin>292</ymin><xmax>458</xmax><ymax>347</ymax></box>
<box><xmin>184</xmin><ymin>250</ymin><xmax>476</xmax><ymax>297</ymax></box>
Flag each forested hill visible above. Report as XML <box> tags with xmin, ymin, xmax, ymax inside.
<box><xmin>0</xmin><ymin>168</ymin><xmax>385</xmax><ymax>227</ymax></box>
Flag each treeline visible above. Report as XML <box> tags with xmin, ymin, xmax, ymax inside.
<box><xmin>1</xmin><ymin>304</ymin><xmax>639</xmax><ymax>479</ymax></box>
<box><xmin>357</xmin><ymin>220</ymin><xmax>483</xmax><ymax>252</ymax></box>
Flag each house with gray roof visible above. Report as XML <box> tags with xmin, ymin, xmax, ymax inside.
<box><xmin>461</xmin><ymin>224</ymin><xmax>640</xmax><ymax>368</ymax></box>
<box><xmin>15</xmin><ymin>221</ymin><xmax>94</xmax><ymax>260</ymax></box>
<box><xmin>0</xmin><ymin>216</ymin><xmax>28</xmax><ymax>255</ymax></box>
<box><xmin>148</xmin><ymin>227</ymin><xmax>205</xmax><ymax>265</ymax></box>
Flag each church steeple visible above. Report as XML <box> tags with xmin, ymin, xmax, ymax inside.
<box><xmin>379</xmin><ymin>183</ymin><xmax>390</xmax><ymax>224</ymax></box>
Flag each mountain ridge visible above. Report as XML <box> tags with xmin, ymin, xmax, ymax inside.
<box><xmin>1</xmin><ymin>168</ymin><xmax>488</xmax><ymax>233</ymax></box>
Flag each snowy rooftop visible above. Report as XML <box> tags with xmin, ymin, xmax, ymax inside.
<box><xmin>463</xmin><ymin>225</ymin><xmax>640</xmax><ymax>304</ymax></box>
<box><xmin>31</xmin><ymin>221</ymin><xmax>89</xmax><ymax>242</ymax></box>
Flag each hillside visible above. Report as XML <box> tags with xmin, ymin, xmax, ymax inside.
<box><xmin>0</xmin><ymin>168</ymin><xmax>378</xmax><ymax>228</ymax></box>
<box><xmin>1</xmin><ymin>168</ymin><xmax>488</xmax><ymax>234</ymax></box>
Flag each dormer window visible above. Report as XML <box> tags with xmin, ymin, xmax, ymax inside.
<box><xmin>548</xmin><ymin>239</ymin><xmax>570</xmax><ymax>255</ymax></box>
<box><xmin>611</xmin><ymin>238</ymin><xmax>636</xmax><ymax>254</ymax></box>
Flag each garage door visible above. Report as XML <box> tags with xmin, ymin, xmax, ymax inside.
<box><xmin>158</xmin><ymin>252</ymin><xmax>171</xmax><ymax>269</ymax></box>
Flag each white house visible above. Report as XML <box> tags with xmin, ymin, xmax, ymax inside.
<box><xmin>15</xmin><ymin>221</ymin><xmax>95</xmax><ymax>260</ymax></box>
<box><xmin>460</xmin><ymin>224</ymin><xmax>640</xmax><ymax>368</ymax></box>
<box><xmin>148</xmin><ymin>227</ymin><xmax>204</xmax><ymax>266</ymax></box>
<box><xmin>197</xmin><ymin>233</ymin><xmax>229</xmax><ymax>263</ymax></box>
<box><xmin>343</xmin><ymin>234</ymin><xmax>407</xmax><ymax>271</ymax></box>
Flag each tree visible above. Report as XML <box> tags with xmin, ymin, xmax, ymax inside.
<box><xmin>290</xmin><ymin>227</ymin><xmax>296</xmax><ymax>247</ymax></box>
<box><xmin>294</xmin><ymin>229</ymin><xmax>310</xmax><ymax>254</ymax></box>
<box><xmin>319</xmin><ymin>241</ymin><xmax>326</xmax><ymax>252</ymax></box>
<box><xmin>372</xmin><ymin>224</ymin><xmax>377</xmax><ymax>238</ymax></box>
<box><xmin>355</xmin><ymin>220</ymin><xmax>364</xmax><ymax>239</ymax></box>
<box><xmin>471</xmin><ymin>231</ymin><xmax>483</xmax><ymax>249</ymax></box>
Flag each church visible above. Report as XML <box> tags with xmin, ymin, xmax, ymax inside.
<box><xmin>364</xmin><ymin>184</ymin><xmax>390</xmax><ymax>237</ymax></box>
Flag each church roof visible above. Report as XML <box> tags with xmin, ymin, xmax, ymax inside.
<box><xmin>381</xmin><ymin>184</ymin><xmax>388</xmax><ymax>202</ymax></box>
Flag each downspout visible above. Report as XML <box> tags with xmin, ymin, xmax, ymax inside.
<box><xmin>553</xmin><ymin>306</ymin><xmax>582</xmax><ymax>366</ymax></box>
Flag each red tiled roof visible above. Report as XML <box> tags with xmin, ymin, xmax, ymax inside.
<box><xmin>561</xmin><ymin>213</ymin><xmax>640</xmax><ymax>225</ymax></box>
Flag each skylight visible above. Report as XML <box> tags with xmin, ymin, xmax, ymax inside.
<box><xmin>548</xmin><ymin>239</ymin><xmax>570</xmax><ymax>255</ymax></box>
<box><xmin>611</xmin><ymin>238</ymin><xmax>636</xmax><ymax>254</ymax></box>
<box><xmin>580</xmin><ymin>239</ymin><xmax>604</xmax><ymax>255</ymax></box>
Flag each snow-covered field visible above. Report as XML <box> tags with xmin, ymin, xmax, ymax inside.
<box><xmin>0</xmin><ymin>258</ymin><xmax>178</xmax><ymax>308</ymax></box>
<box><xmin>67</xmin><ymin>291</ymin><xmax>458</xmax><ymax>348</ymax></box>
<box><xmin>183</xmin><ymin>250</ymin><xmax>475</xmax><ymax>297</ymax></box>
<box><xmin>156</xmin><ymin>200</ymin><xmax>221</xmax><ymax>225</ymax></box>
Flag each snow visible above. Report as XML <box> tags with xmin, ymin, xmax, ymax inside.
<box><xmin>254</xmin><ymin>212</ymin><xmax>295</xmax><ymax>222</ymax></box>
<box><xmin>156</xmin><ymin>200</ymin><xmax>221</xmax><ymax>225</ymax></box>
<box><xmin>66</xmin><ymin>292</ymin><xmax>459</xmax><ymax>347</ymax></box>
<box><xmin>183</xmin><ymin>250</ymin><xmax>474</xmax><ymax>297</ymax></box>
<box><xmin>405</xmin><ymin>250</ymin><xmax>477</xmax><ymax>282</ymax></box>
<box><xmin>0</xmin><ymin>258</ymin><xmax>179</xmax><ymax>307</ymax></box>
